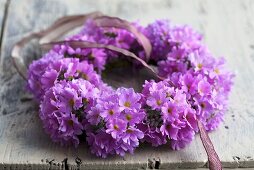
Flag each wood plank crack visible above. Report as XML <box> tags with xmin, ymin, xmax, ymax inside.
<box><xmin>0</xmin><ymin>0</ymin><xmax>10</xmax><ymax>60</ymax></box>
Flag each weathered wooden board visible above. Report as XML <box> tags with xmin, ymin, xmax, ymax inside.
<box><xmin>0</xmin><ymin>0</ymin><xmax>254</xmax><ymax>169</ymax></box>
<box><xmin>0</xmin><ymin>0</ymin><xmax>6</xmax><ymax>32</ymax></box>
<box><xmin>0</xmin><ymin>0</ymin><xmax>8</xmax><ymax>51</ymax></box>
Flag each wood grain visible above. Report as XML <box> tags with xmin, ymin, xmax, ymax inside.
<box><xmin>0</xmin><ymin>0</ymin><xmax>254</xmax><ymax>169</ymax></box>
<box><xmin>0</xmin><ymin>0</ymin><xmax>8</xmax><ymax>53</ymax></box>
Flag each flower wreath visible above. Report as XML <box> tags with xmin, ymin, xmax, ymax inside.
<box><xmin>12</xmin><ymin>12</ymin><xmax>234</xmax><ymax>169</ymax></box>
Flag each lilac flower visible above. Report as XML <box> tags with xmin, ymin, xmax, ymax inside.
<box><xmin>146</xmin><ymin>91</ymin><xmax>168</xmax><ymax>110</ymax></box>
<box><xmin>203</xmin><ymin>111</ymin><xmax>224</xmax><ymax>131</ymax></box>
<box><xmin>158</xmin><ymin>59</ymin><xmax>188</xmax><ymax>77</ymax></box>
<box><xmin>106</xmin><ymin>118</ymin><xmax>127</xmax><ymax>139</ymax></box>
<box><xmin>58</xmin><ymin>113</ymin><xmax>83</xmax><ymax>137</ymax></box>
<box><xmin>114</xmin><ymin>140</ymin><xmax>136</xmax><ymax>156</ymax></box>
<box><xmin>198</xmin><ymin>78</ymin><xmax>211</xmax><ymax>96</ymax></box>
<box><xmin>40</xmin><ymin>69</ymin><xmax>58</xmax><ymax>92</ymax></box>
<box><xmin>122</xmin><ymin>127</ymin><xmax>144</xmax><ymax>144</ymax></box>
<box><xmin>51</xmin><ymin>82</ymin><xmax>83</xmax><ymax>114</ymax></box>
<box><xmin>137</xmin><ymin>123</ymin><xmax>167</xmax><ymax>147</ymax></box>
<box><xmin>178</xmin><ymin>72</ymin><xmax>198</xmax><ymax>95</ymax></box>
<box><xmin>99</xmin><ymin>101</ymin><xmax>121</xmax><ymax>120</ymax></box>
<box><xmin>86</xmin><ymin>131</ymin><xmax>115</xmax><ymax>158</ymax></box>
<box><xmin>188</xmin><ymin>47</ymin><xmax>214</xmax><ymax>72</ymax></box>
<box><xmin>27</xmin><ymin>50</ymin><xmax>63</xmax><ymax>100</ymax></box>
<box><xmin>142</xmin><ymin>80</ymin><xmax>155</xmax><ymax>97</ymax></box>
<box><xmin>114</xmin><ymin>29</ymin><xmax>136</xmax><ymax>49</ymax></box>
<box><xmin>76</xmin><ymin>60</ymin><xmax>102</xmax><ymax>86</ymax></box>
<box><xmin>73</xmin><ymin>79</ymin><xmax>100</xmax><ymax>111</ymax></box>
<box><xmin>85</xmin><ymin>49</ymin><xmax>107</xmax><ymax>71</ymax></box>
<box><xmin>86</xmin><ymin>104</ymin><xmax>102</xmax><ymax>125</ymax></box>
<box><xmin>122</xmin><ymin>110</ymin><xmax>145</xmax><ymax>125</ymax></box>
<box><xmin>160</xmin><ymin>123</ymin><xmax>179</xmax><ymax>140</ymax></box>
<box><xmin>117</xmin><ymin>88</ymin><xmax>141</xmax><ymax>111</ymax></box>
<box><xmin>161</xmin><ymin>102</ymin><xmax>178</xmax><ymax>122</ymax></box>
<box><xmin>173</xmin><ymin>89</ymin><xmax>188</xmax><ymax>106</ymax></box>
<box><xmin>183</xmin><ymin>108</ymin><xmax>198</xmax><ymax>131</ymax></box>
<box><xmin>195</xmin><ymin>97</ymin><xmax>213</xmax><ymax>115</ymax></box>
<box><xmin>209</xmin><ymin>57</ymin><xmax>226</xmax><ymax>79</ymax></box>
<box><xmin>170</xmin><ymin>127</ymin><xmax>195</xmax><ymax>150</ymax></box>
<box><xmin>169</xmin><ymin>25</ymin><xmax>202</xmax><ymax>51</ymax></box>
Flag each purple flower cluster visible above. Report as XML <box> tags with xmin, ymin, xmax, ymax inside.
<box><xmin>28</xmin><ymin>53</ymin><xmax>101</xmax><ymax>100</ymax></box>
<box><xmin>27</xmin><ymin>49</ymin><xmax>106</xmax><ymax>147</ymax></box>
<box><xmin>138</xmin><ymin>20</ymin><xmax>234</xmax><ymax>148</ymax></box>
<box><xmin>139</xmin><ymin>80</ymin><xmax>197</xmax><ymax>149</ymax></box>
<box><xmin>40</xmin><ymin>79</ymin><xmax>99</xmax><ymax>147</ymax></box>
<box><xmin>145</xmin><ymin>20</ymin><xmax>202</xmax><ymax>61</ymax></box>
<box><xmin>26</xmin><ymin>18</ymin><xmax>234</xmax><ymax>157</ymax></box>
<box><xmin>53</xmin><ymin>43</ymin><xmax>107</xmax><ymax>72</ymax></box>
<box><xmin>85</xmin><ymin>88</ymin><xmax>145</xmax><ymax>158</ymax></box>
<box><xmin>27</xmin><ymin>50</ymin><xmax>63</xmax><ymax>100</ymax></box>
<box><xmin>147</xmin><ymin>20</ymin><xmax>234</xmax><ymax>131</ymax></box>
<box><xmin>52</xmin><ymin>19</ymin><xmax>145</xmax><ymax>72</ymax></box>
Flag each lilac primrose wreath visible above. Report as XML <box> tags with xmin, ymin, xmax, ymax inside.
<box><xmin>13</xmin><ymin>13</ymin><xmax>233</xmax><ymax>165</ymax></box>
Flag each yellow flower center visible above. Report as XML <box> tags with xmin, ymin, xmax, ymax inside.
<box><xmin>126</xmin><ymin>114</ymin><xmax>132</xmax><ymax>121</ymax></box>
<box><xmin>109</xmin><ymin>110</ymin><xmax>114</xmax><ymax>115</ymax></box>
<box><xmin>114</xmin><ymin>125</ymin><xmax>119</xmax><ymax>130</ymax></box>
<box><xmin>126</xmin><ymin>129</ymin><xmax>133</xmax><ymax>133</ymax></box>
<box><xmin>197</xmin><ymin>63</ymin><xmax>203</xmax><ymax>69</ymax></box>
<box><xmin>88</xmin><ymin>53</ymin><xmax>95</xmax><ymax>60</ymax></box>
<box><xmin>75</xmin><ymin>54</ymin><xmax>81</xmax><ymax>58</ymax></box>
<box><xmin>68</xmin><ymin>120</ymin><xmax>74</xmax><ymax>127</ymax></box>
<box><xmin>69</xmin><ymin>99</ymin><xmax>75</xmax><ymax>107</ymax></box>
<box><xmin>156</xmin><ymin>100</ymin><xmax>162</xmax><ymax>106</ymax></box>
<box><xmin>166</xmin><ymin>92</ymin><xmax>171</xmax><ymax>98</ymax></box>
<box><xmin>83</xmin><ymin>98</ymin><xmax>89</xmax><ymax>104</ymax></box>
<box><xmin>81</xmin><ymin>73</ymin><xmax>88</xmax><ymax>80</ymax></box>
<box><xmin>214</xmin><ymin>68</ymin><xmax>220</xmax><ymax>74</ymax></box>
<box><xmin>200</xmin><ymin>102</ymin><xmax>206</xmax><ymax>108</ymax></box>
<box><xmin>68</xmin><ymin>76</ymin><xmax>73</xmax><ymax>81</ymax></box>
<box><xmin>168</xmin><ymin>108</ymin><xmax>172</xmax><ymax>114</ymax></box>
<box><xmin>124</xmin><ymin>101</ymin><xmax>131</xmax><ymax>108</ymax></box>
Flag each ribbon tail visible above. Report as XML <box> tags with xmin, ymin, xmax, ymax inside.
<box><xmin>197</xmin><ymin>120</ymin><xmax>222</xmax><ymax>170</ymax></box>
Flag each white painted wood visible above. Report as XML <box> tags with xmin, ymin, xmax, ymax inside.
<box><xmin>0</xmin><ymin>0</ymin><xmax>254</xmax><ymax>169</ymax></box>
<box><xmin>0</xmin><ymin>0</ymin><xmax>7</xmax><ymax>48</ymax></box>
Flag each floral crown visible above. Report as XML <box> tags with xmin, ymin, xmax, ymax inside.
<box><xmin>12</xmin><ymin>12</ymin><xmax>234</xmax><ymax>169</ymax></box>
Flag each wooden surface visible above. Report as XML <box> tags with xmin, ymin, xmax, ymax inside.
<box><xmin>0</xmin><ymin>0</ymin><xmax>254</xmax><ymax>169</ymax></box>
<box><xmin>0</xmin><ymin>0</ymin><xmax>7</xmax><ymax>53</ymax></box>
